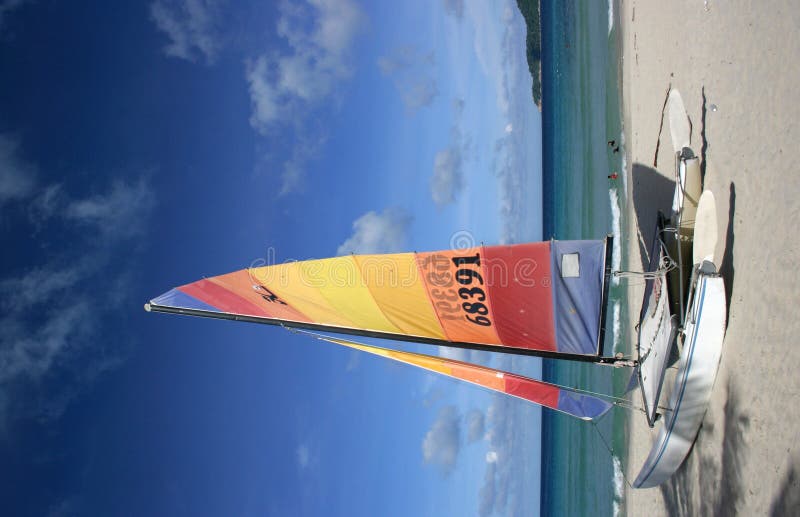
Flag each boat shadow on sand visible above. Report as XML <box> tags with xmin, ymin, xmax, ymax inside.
<box><xmin>630</xmin><ymin>163</ymin><xmax>675</xmax><ymax>269</ymax></box>
<box><xmin>658</xmin><ymin>373</ymin><xmax>800</xmax><ymax>516</ymax></box>
<box><xmin>658</xmin><ymin>375</ymin><xmax>750</xmax><ymax>516</ymax></box>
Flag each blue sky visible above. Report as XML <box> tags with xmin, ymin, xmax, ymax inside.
<box><xmin>0</xmin><ymin>0</ymin><xmax>543</xmax><ymax>515</ymax></box>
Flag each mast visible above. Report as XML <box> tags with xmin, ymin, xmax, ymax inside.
<box><xmin>597</xmin><ymin>234</ymin><xmax>615</xmax><ymax>357</ymax></box>
<box><xmin>144</xmin><ymin>301</ymin><xmax>631</xmax><ymax>365</ymax></box>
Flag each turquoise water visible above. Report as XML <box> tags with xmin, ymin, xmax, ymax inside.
<box><xmin>540</xmin><ymin>1</ymin><xmax>630</xmax><ymax>516</ymax></box>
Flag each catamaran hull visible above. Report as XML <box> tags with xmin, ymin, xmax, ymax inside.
<box><xmin>633</xmin><ymin>272</ymin><xmax>726</xmax><ymax>488</ymax></box>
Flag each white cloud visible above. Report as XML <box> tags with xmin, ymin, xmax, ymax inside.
<box><xmin>269</xmin><ymin>134</ymin><xmax>327</xmax><ymax>196</ymax></box>
<box><xmin>377</xmin><ymin>46</ymin><xmax>438</xmax><ymax>112</ymax></box>
<box><xmin>150</xmin><ymin>0</ymin><xmax>223</xmax><ymax>64</ymax></box>
<box><xmin>478</xmin><ymin>391</ymin><xmax>523</xmax><ymax>516</ymax></box>
<box><xmin>480</xmin><ymin>6</ymin><xmax>540</xmax><ymax>244</ymax></box>
<box><xmin>430</xmin><ymin>99</ymin><xmax>468</xmax><ymax>207</ymax></box>
<box><xmin>0</xmin><ymin>159</ymin><xmax>154</xmax><ymax>429</ymax></box>
<box><xmin>0</xmin><ymin>133</ymin><xmax>35</xmax><ymax>205</ymax></box>
<box><xmin>245</xmin><ymin>0</ymin><xmax>364</xmax><ymax>196</ymax></box>
<box><xmin>245</xmin><ymin>56</ymin><xmax>280</xmax><ymax>131</ymax></box>
<box><xmin>296</xmin><ymin>444</ymin><xmax>311</xmax><ymax>469</ymax></box>
<box><xmin>431</xmin><ymin>148</ymin><xmax>463</xmax><ymax>206</ymax></box>
<box><xmin>29</xmin><ymin>183</ymin><xmax>63</xmax><ymax>226</ymax></box>
<box><xmin>421</xmin><ymin>405</ymin><xmax>461</xmax><ymax>474</ymax></box>
<box><xmin>466</xmin><ymin>409</ymin><xmax>485</xmax><ymax>443</ymax></box>
<box><xmin>336</xmin><ymin>207</ymin><xmax>411</xmax><ymax>256</ymax></box>
<box><xmin>479</xmin><ymin>461</ymin><xmax>497</xmax><ymax>516</ymax></box>
<box><xmin>0</xmin><ymin>264</ymin><xmax>83</xmax><ymax>313</ymax></box>
<box><xmin>246</xmin><ymin>0</ymin><xmax>364</xmax><ymax>132</ymax></box>
<box><xmin>401</xmin><ymin>79</ymin><xmax>438</xmax><ymax>111</ymax></box>
<box><xmin>442</xmin><ymin>0</ymin><xmax>464</xmax><ymax>19</ymax></box>
<box><xmin>0</xmin><ymin>301</ymin><xmax>92</xmax><ymax>383</ymax></box>
<box><xmin>65</xmin><ymin>178</ymin><xmax>155</xmax><ymax>239</ymax></box>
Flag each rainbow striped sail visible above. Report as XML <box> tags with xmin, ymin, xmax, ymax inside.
<box><xmin>147</xmin><ymin>240</ymin><xmax>612</xmax><ymax>360</ymax></box>
<box><xmin>146</xmin><ymin>239</ymin><xmax>615</xmax><ymax>420</ymax></box>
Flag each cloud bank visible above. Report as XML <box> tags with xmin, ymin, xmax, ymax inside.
<box><xmin>0</xmin><ymin>134</ymin><xmax>35</xmax><ymax>206</ymax></box>
<box><xmin>245</xmin><ymin>0</ymin><xmax>364</xmax><ymax>195</ymax></box>
<box><xmin>442</xmin><ymin>0</ymin><xmax>465</xmax><ymax>20</ymax></box>
<box><xmin>150</xmin><ymin>0</ymin><xmax>223</xmax><ymax>64</ymax></box>
<box><xmin>0</xmin><ymin>148</ymin><xmax>154</xmax><ymax>430</ymax></box>
<box><xmin>422</xmin><ymin>405</ymin><xmax>461</xmax><ymax>474</ymax></box>
<box><xmin>336</xmin><ymin>207</ymin><xmax>412</xmax><ymax>255</ymax></box>
<box><xmin>246</xmin><ymin>0</ymin><xmax>363</xmax><ymax>131</ymax></box>
<box><xmin>466</xmin><ymin>409</ymin><xmax>486</xmax><ymax>443</ymax></box>
<box><xmin>377</xmin><ymin>46</ymin><xmax>438</xmax><ymax>111</ymax></box>
<box><xmin>430</xmin><ymin>99</ymin><xmax>469</xmax><ymax>206</ymax></box>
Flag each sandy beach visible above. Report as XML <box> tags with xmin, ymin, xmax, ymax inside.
<box><xmin>620</xmin><ymin>0</ymin><xmax>800</xmax><ymax>514</ymax></box>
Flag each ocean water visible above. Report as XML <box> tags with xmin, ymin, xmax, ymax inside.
<box><xmin>539</xmin><ymin>1</ymin><xmax>631</xmax><ymax>516</ymax></box>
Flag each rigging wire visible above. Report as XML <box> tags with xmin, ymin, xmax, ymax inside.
<box><xmin>591</xmin><ymin>415</ymin><xmax>636</xmax><ymax>490</ymax></box>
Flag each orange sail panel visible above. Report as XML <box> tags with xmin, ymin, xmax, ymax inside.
<box><xmin>416</xmin><ymin>248</ymin><xmax>502</xmax><ymax>345</ymax></box>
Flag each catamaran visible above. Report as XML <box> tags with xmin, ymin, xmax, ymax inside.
<box><xmin>145</xmin><ymin>89</ymin><xmax>727</xmax><ymax>488</ymax></box>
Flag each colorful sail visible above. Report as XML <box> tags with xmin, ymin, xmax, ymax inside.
<box><xmin>148</xmin><ymin>240</ymin><xmax>610</xmax><ymax>356</ymax></box>
<box><xmin>301</xmin><ymin>331</ymin><xmax>612</xmax><ymax>421</ymax></box>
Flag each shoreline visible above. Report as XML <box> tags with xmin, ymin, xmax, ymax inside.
<box><xmin>619</xmin><ymin>1</ymin><xmax>800</xmax><ymax>515</ymax></box>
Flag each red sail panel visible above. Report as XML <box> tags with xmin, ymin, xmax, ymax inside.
<box><xmin>482</xmin><ymin>243</ymin><xmax>557</xmax><ymax>351</ymax></box>
<box><xmin>179</xmin><ymin>279</ymin><xmax>269</xmax><ymax>317</ymax></box>
<box><xmin>208</xmin><ymin>270</ymin><xmax>312</xmax><ymax>323</ymax></box>
<box><xmin>503</xmin><ymin>372</ymin><xmax>560</xmax><ymax>408</ymax></box>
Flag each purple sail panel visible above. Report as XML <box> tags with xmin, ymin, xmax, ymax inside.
<box><xmin>550</xmin><ymin>240</ymin><xmax>606</xmax><ymax>355</ymax></box>
<box><xmin>557</xmin><ymin>390</ymin><xmax>613</xmax><ymax>420</ymax></box>
<box><xmin>151</xmin><ymin>288</ymin><xmax>218</xmax><ymax>313</ymax></box>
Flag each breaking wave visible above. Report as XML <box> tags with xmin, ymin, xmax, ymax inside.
<box><xmin>612</xmin><ymin>300</ymin><xmax>621</xmax><ymax>353</ymax></box>
<box><xmin>609</xmin><ymin>187</ymin><xmax>622</xmax><ymax>285</ymax></box>
<box><xmin>612</xmin><ymin>454</ymin><xmax>624</xmax><ymax>516</ymax></box>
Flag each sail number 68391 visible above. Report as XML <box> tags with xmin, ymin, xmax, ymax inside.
<box><xmin>452</xmin><ymin>253</ymin><xmax>492</xmax><ymax>327</ymax></box>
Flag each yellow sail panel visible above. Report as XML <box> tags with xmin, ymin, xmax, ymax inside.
<box><xmin>300</xmin><ymin>256</ymin><xmax>402</xmax><ymax>334</ymax></box>
<box><xmin>383</xmin><ymin>348</ymin><xmax>454</xmax><ymax>376</ymax></box>
<box><xmin>326</xmin><ymin>338</ymin><xmax>453</xmax><ymax>377</ymax></box>
<box><xmin>250</xmin><ymin>262</ymin><xmax>356</xmax><ymax>328</ymax></box>
<box><xmin>354</xmin><ymin>254</ymin><xmax>446</xmax><ymax>339</ymax></box>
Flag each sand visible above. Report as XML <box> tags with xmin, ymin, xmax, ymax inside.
<box><xmin>619</xmin><ymin>0</ymin><xmax>800</xmax><ymax>515</ymax></box>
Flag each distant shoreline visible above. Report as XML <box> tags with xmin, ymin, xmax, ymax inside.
<box><xmin>516</xmin><ymin>0</ymin><xmax>542</xmax><ymax>110</ymax></box>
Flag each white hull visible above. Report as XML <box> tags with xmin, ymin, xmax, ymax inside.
<box><xmin>633</xmin><ymin>273</ymin><xmax>727</xmax><ymax>488</ymax></box>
